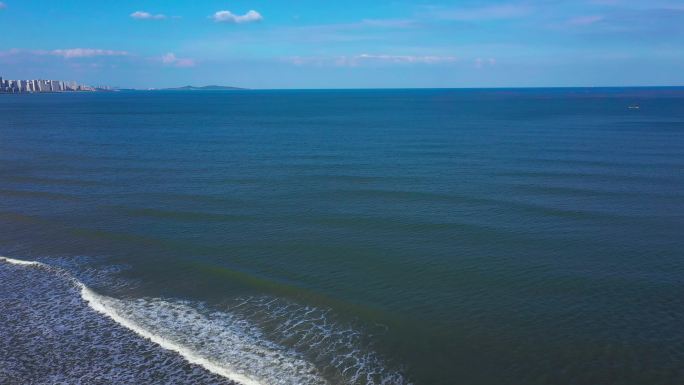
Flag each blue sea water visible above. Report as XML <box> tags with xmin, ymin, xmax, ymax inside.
<box><xmin>1</xmin><ymin>88</ymin><xmax>683</xmax><ymax>384</ymax></box>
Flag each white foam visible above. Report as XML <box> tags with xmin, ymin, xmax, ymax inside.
<box><xmin>0</xmin><ymin>256</ymin><xmax>264</xmax><ymax>385</ymax></box>
<box><xmin>0</xmin><ymin>256</ymin><xmax>45</xmax><ymax>267</ymax></box>
<box><xmin>80</xmin><ymin>286</ymin><xmax>276</xmax><ymax>385</ymax></box>
<box><xmin>0</xmin><ymin>256</ymin><xmax>326</xmax><ymax>385</ymax></box>
<box><xmin>0</xmin><ymin>256</ymin><xmax>409</xmax><ymax>385</ymax></box>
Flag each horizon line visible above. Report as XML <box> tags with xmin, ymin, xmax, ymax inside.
<box><xmin>128</xmin><ymin>85</ymin><xmax>684</xmax><ymax>90</ymax></box>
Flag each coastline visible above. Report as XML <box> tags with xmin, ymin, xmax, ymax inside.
<box><xmin>0</xmin><ymin>256</ymin><xmax>237</xmax><ymax>385</ymax></box>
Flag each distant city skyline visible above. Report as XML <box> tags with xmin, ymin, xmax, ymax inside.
<box><xmin>1</xmin><ymin>0</ymin><xmax>683</xmax><ymax>89</ymax></box>
<box><xmin>0</xmin><ymin>76</ymin><xmax>106</xmax><ymax>93</ymax></box>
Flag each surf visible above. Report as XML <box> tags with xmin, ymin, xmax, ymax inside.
<box><xmin>0</xmin><ymin>256</ymin><xmax>317</xmax><ymax>385</ymax></box>
<box><xmin>0</xmin><ymin>256</ymin><xmax>408</xmax><ymax>385</ymax></box>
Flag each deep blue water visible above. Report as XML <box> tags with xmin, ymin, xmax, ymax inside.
<box><xmin>1</xmin><ymin>88</ymin><xmax>684</xmax><ymax>384</ymax></box>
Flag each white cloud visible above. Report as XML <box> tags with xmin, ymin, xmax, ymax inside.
<box><xmin>51</xmin><ymin>48</ymin><xmax>129</xmax><ymax>59</ymax></box>
<box><xmin>287</xmin><ymin>54</ymin><xmax>458</xmax><ymax>67</ymax></box>
<box><xmin>212</xmin><ymin>10</ymin><xmax>263</xmax><ymax>24</ymax></box>
<box><xmin>0</xmin><ymin>48</ymin><xmax>129</xmax><ymax>59</ymax></box>
<box><xmin>161</xmin><ymin>53</ymin><xmax>195</xmax><ymax>68</ymax></box>
<box><xmin>130</xmin><ymin>11</ymin><xmax>167</xmax><ymax>20</ymax></box>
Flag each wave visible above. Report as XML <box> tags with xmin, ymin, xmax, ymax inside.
<box><xmin>0</xmin><ymin>256</ymin><xmax>409</xmax><ymax>385</ymax></box>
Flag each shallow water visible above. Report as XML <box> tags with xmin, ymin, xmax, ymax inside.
<box><xmin>1</xmin><ymin>88</ymin><xmax>684</xmax><ymax>384</ymax></box>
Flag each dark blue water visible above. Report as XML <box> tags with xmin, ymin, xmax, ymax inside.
<box><xmin>1</xmin><ymin>88</ymin><xmax>683</xmax><ymax>385</ymax></box>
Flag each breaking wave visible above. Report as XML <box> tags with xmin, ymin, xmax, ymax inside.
<box><xmin>0</xmin><ymin>256</ymin><xmax>410</xmax><ymax>385</ymax></box>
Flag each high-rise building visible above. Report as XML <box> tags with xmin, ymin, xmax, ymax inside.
<box><xmin>0</xmin><ymin>75</ymin><xmax>103</xmax><ymax>93</ymax></box>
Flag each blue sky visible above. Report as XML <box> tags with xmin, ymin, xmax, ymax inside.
<box><xmin>1</xmin><ymin>0</ymin><xmax>683</xmax><ymax>88</ymax></box>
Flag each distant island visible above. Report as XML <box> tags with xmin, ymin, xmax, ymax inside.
<box><xmin>160</xmin><ymin>85</ymin><xmax>246</xmax><ymax>91</ymax></box>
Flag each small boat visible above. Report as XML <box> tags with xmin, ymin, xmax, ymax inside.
<box><xmin>628</xmin><ymin>105</ymin><xmax>640</xmax><ymax>110</ymax></box>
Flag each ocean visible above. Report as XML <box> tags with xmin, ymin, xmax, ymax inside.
<box><xmin>1</xmin><ymin>88</ymin><xmax>683</xmax><ymax>385</ymax></box>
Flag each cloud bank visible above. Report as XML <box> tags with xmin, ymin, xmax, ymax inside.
<box><xmin>51</xmin><ymin>49</ymin><xmax>129</xmax><ymax>59</ymax></box>
<box><xmin>161</xmin><ymin>53</ymin><xmax>195</xmax><ymax>68</ymax></box>
<box><xmin>130</xmin><ymin>11</ymin><xmax>167</xmax><ymax>20</ymax></box>
<box><xmin>0</xmin><ymin>48</ymin><xmax>129</xmax><ymax>59</ymax></box>
<box><xmin>212</xmin><ymin>10</ymin><xmax>263</xmax><ymax>24</ymax></box>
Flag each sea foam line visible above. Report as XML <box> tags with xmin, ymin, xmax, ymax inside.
<box><xmin>0</xmin><ymin>256</ymin><xmax>264</xmax><ymax>385</ymax></box>
<box><xmin>0</xmin><ymin>256</ymin><xmax>44</xmax><ymax>266</ymax></box>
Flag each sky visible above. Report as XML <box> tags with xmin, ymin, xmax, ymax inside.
<box><xmin>1</xmin><ymin>0</ymin><xmax>683</xmax><ymax>88</ymax></box>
